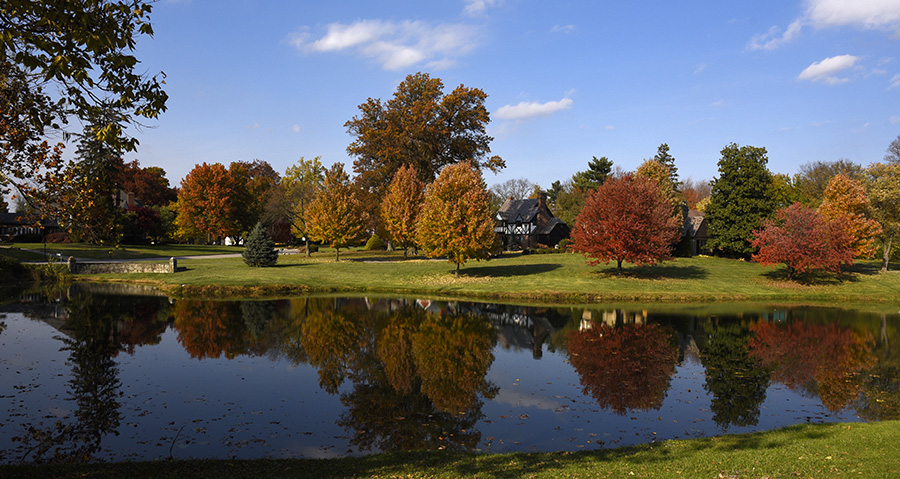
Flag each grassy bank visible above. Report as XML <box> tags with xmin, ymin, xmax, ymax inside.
<box><xmin>78</xmin><ymin>249</ymin><xmax>900</xmax><ymax>303</ymax></box>
<box><xmin>2</xmin><ymin>421</ymin><xmax>898</xmax><ymax>478</ymax></box>
<box><xmin>4</xmin><ymin>243</ymin><xmax>239</xmax><ymax>261</ymax></box>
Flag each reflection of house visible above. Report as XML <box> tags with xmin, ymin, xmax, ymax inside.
<box><xmin>495</xmin><ymin>193</ymin><xmax>570</xmax><ymax>249</ymax></box>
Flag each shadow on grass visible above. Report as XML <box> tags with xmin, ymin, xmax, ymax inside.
<box><xmin>590</xmin><ymin>264</ymin><xmax>708</xmax><ymax>280</ymax></box>
<box><xmin>760</xmin><ymin>262</ymin><xmax>881</xmax><ymax>286</ymax></box>
<box><xmin>457</xmin><ymin>263</ymin><xmax>561</xmax><ymax>278</ymax></box>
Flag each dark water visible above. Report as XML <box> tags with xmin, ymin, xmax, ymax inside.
<box><xmin>1</xmin><ymin>285</ymin><xmax>898</xmax><ymax>464</ymax></box>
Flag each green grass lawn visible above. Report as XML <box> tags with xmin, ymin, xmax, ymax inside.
<box><xmin>2</xmin><ymin>420</ymin><xmax>897</xmax><ymax>478</ymax></box>
<box><xmin>61</xmin><ymin>246</ymin><xmax>900</xmax><ymax>303</ymax></box>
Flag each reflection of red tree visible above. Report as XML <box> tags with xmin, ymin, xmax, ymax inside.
<box><xmin>567</xmin><ymin>323</ymin><xmax>677</xmax><ymax>414</ymax></box>
<box><xmin>174</xmin><ymin>301</ymin><xmax>246</xmax><ymax>360</ymax></box>
<box><xmin>749</xmin><ymin>321</ymin><xmax>876</xmax><ymax>412</ymax></box>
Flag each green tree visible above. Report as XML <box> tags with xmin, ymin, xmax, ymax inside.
<box><xmin>346</xmin><ymin>72</ymin><xmax>504</xmax><ymax>197</ymax></box>
<box><xmin>652</xmin><ymin>143</ymin><xmax>679</xmax><ymax>187</ymax></box>
<box><xmin>705</xmin><ymin>143</ymin><xmax>777</xmax><ymax>258</ymax></box>
<box><xmin>635</xmin><ymin>158</ymin><xmax>678</xmax><ymax>208</ymax></box>
<box><xmin>306</xmin><ymin>163</ymin><xmax>368</xmax><ymax>261</ymax></box>
<box><xmin>381</xmin><ymin>164</ymin><xmax>425</xmax><ymax>258</ymax></box>
<box><xmin>864</xmin><ymin>162</ymin><xmax>900</xmax><ymax>271</ymax></box>
<box><xmin>793</xmin><ymin>159</ymin><xmax>862</xmax><ymax>206</ymax></box>
<box><xmin>417</xmin><ymin>162</ymin><xmax>496</xmax><ymax>273</ymax></box>
<box><xmin>572</xmin><ymin>156</ymin><xmax>613</xmax><ymax>191</ymax></box>
<box><xmin>242</xmin><ymin>221</ymin><xmax>278</xmax><ymax>267</ymax></box>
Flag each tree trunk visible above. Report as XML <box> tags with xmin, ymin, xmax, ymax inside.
<box><xmin>455</xmin><ymin>261</ymin><xmax>460</xmax><ymax>275</ymax></box>
<box><xmin>882</xmin><ymin>234</ymin><xmax>894</xmax><ymax>272</ymax></box>
<box><xmin>305</xmin><ymin>238</ymin><xmax>311</xmax><ymax>258</ymax></box>
<box><xmin>617</xmin><ymin>259</ymin><xmax>623</xmax><ymax>271</ymax></box>
<box><xmin>335</xmin><ymin>247</ymin><xmax>340</xmax><ymax>262</ymax></box>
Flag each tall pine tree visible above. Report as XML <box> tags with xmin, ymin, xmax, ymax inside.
<box><xmin>242</xmin><ymin>222</ymin><xmax>278</xmax><ymax>267</ymax></box>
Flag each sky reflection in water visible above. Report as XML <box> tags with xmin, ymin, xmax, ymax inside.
<box><xmin>1</xmin><ymin>288</ymin><xmax>897</xmax><ymax>464</ymax></box>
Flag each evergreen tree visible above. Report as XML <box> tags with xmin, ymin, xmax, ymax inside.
<box><xmin>705</xmin><ymin>144</ymin><xmax>777</xmax><ymax>258</ymax></box>
<box><xmin>652</xmin><ymin>143</ymin><xmax>679</xmax><ymax>187</ymax></box>
<box><xmin>242</xmin><ymin>222</ymin><xmax>279</xmax><ymax>267</ymax></box>
<box><xmin>572</xmin><ymin>156</ymin><xmax>613</xmax><ymax>191</ymax></box>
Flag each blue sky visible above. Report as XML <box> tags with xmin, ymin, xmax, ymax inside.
<box><xmin>122</xmin><ymin>0</ymin><xmax>900</xmax><ymax>190</ymax></box>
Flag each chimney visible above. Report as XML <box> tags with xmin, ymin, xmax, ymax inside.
<box><xmin>538</xmin><ymin>192</ymin><xmax>547</xmax><ymax>209</ymax></box>
<box><xmin>126</xmin><ymin>192</ymin><xmax>136</xmax><ymax>209</ymax></box>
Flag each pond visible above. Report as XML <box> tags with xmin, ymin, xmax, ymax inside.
<box><xmin>1</xmin><ymin>285</ymin><xmax>898</xmax><ymax>464</ymax></box>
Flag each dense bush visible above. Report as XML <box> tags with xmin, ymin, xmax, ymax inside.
<box><xmin>364</xmin><ymin>234</ymin><xmax>386</xmax><ymax>251</ymax></box>
<box><xmin>557</xmin><ymin>238</ymin><xmax>574</xmax><ymax>251</ymax></box>
<box><xmin>45</xmin><ymin>232</ymin><xmax>71</xmax><ymax>243</ymax></box>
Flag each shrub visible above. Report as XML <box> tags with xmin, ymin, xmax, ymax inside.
<box><xmin>45</xmin><ymin>232</ymin><xmax>71</xmax><ymax>243</ymax></box>
<box><xmin>364</xmin><ymin>234</ymin><xmax>386</xmax><ymax>251</ymax></box>
<box><xmin>242</xmin><ymin>222</ymin><xmax>279</xmax><ymax>267</ymax></box>
<box><xmin>558</xmin><ymin>238</ymin><xmax>574</xmax><ymax>251</ymax></box>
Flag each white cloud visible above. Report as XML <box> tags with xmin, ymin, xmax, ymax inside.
<box><xmin>694</xmin><ymin>63</ymin><xmax>707</xmax><ymax>74</ymax></box>
<box><xmin>890</xmin><ymin>73</ymin><xmax>900</xmax><ymax>88</ymax></box>
<box><xmin>495</xmin><ymin>98</ymin><xmax>573</xmax><ymax>120</ymax></box>
<box><xmin>748</xmin><ymin>19</ymin><xmax>803</xmax><ymax>50</ymax></box>
<box><xmin>292</xmin><ymin>20</ymin><xmax>479</xmax><ymax>71</ymax></box>
<box><xmin>463</xmin><ymin>0</ymin><xmax>500</xmax><ymax>16</ymax></box>
<box><xmin>550</xmin><ymin>24</ymin><xmax>576</xmax><ymax>34</ymax></box>
<box><xmin>292</xmin><ymin>124</ymin><xmax>301</xmax><ymax>133</ymax></box>
<box><xmin>891</xmin><ymin>115</ymin><xmax>900</xmax><ymax>123</ymax></box>
<box><xmin>806</xmin><ymin>0</ymin><xmax>900</xmax><ymax>31</ymax></box>
<box><xmin>798</xmin><ymin>54</ymin><xmax>859</xmax><ymax>84</ymax></box>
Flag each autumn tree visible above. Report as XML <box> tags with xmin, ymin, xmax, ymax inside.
<box><xmin>381</xmin><ymin>164</ymin><xmax>425</xmax><ymax>258</ymax></box>
<box><xmin>416</xmin><ymin>162</ymin><xmax>496</xmax><ymax>273</ymax></box>
<box><xmin>116</xmin><ymin>159</ymin><xmax>176</xmax><ymax>207</ymax></box>
<box><xmin>636</xmin><ymin>158</ymin><xmax>678</xmax><ymax>208</ymax></box>
<box><xmin>818</xmin><ymin>173</ymin><xmax>882</xmax><ymax>258</ymax></box>
<box><xmin>306</xmin><ymin>163</ymin><xmax>368</xmax><ymax>261</ymax></box>
<box><xmin>230</xmin><ymin>160</ymin><xmax>280</xmax><ymax>233</ymax></box>
<box><xmin>346</xmin><ymin>72</ymin><xmax>504</xmax><ymax>198</ymax></box>
<box><xmin>277</xmin><ymin>156</ymin><xmax>325</xmax><ymax>256</ymax></box>
<box><xmin>175</xmin><ymin>162</ymin><xmax>244</xmax><ymax>243</ymax></box>
<box><xmin>680</xmin><ymin>177</ymin><xmax>711</xmax><ymax>210</ymax></box>
<box><xmin>572</xmin><ymin>174</ymin><xmax>681</xmax><ymax>271</ymax></box>
<box><xmin>705</xmin><ymin>144</ymin><xmax>777</xmax><ymax>258</ymax></box>
<box><xmin>864</xmin><ymin>162</ymin><xmax>900</xmax><ymax>270</ymax></box>
<box><xmin>793</xmin><ymin>159</ymin><xmax>862</xmax><ymax>206</ymax></box>
<box><xmin>750</xmin><ymin>203</ymin><xmax>853</xmax><ymax>279</ymax></box>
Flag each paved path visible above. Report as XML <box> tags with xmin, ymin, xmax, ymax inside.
<box><xmin>9</xmin><ymin>247</ymin><xmax>301</xmax><ymax>264</ymax></box>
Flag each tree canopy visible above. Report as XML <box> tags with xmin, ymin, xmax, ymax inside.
<box><xmin>417</xmin><ymin>161</ymin><xmax>496</xmax><ymax>273</ymax></box>
<box><xmin>863</xmin><ymin>162</ymin><xmax>900</xmax><ymax>271</ymax></box>
<box><xmin>306</xmin><ymin>163</ymin><xmax>368</xmax><ymax>261</ymax></box>
<box><xmin>705</xmin><ymin>144</ymin><xmax>777</xmax><ymax>258</ymax></box>
<box><xmin>818</xmin><ymin>173</ymin><xmax>881</xmax><ymax>258</ymax></box>
<box><xmin>346</xmin><ymin>72</ymin><xmax>503</xmax><ymax>195</ymax></box>
<box><xmin>381</xmin><ymin>164</ymin><xmax>425</xmax><ymax>258</ymax></box>
<box><xmin>572</xmin><ymin>174</ymin><xmax>681</xmax><ymax>271</ymax></box>
<box><xmin>175</xmin><ymin>162</ymin><xmax>245</xmax><ymax>242</ymax></box>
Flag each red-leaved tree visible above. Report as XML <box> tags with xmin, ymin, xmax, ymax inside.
<box><xmin>750</xmin><ymin>202</ymin><xmax>853</xmax><ymax>279</ymax></box>
<box><xmin>571</xmin><ymin>174</ymin><xmax>681</xmax><ymax>271</ymax></box>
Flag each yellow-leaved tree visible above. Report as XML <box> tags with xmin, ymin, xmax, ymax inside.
<box><xmin>416</xmin><ymin>162</ymin><xmax>496</xmax><ymax>274</ymax></box>
<box><xmin>818</xmin><ymin>173</ymin><xmax>882</xmax><ymax>258</ymax></box>
<box><xmin>306</xmin><ymin>163</ymin><xmax>368</xmax><ymax>261</ymax></box>
<box><xmin>864</xmin><ymin>162</ymin><xmax>900</xmax><ymax>271</ymax></box>
<box><xmin>380</xmin><ymin>164</ymin><xmax>425</xmax><ymax>258</ymax></box>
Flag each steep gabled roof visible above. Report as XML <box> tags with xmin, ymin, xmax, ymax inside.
<box><xmin>496</xmin><ymin>198</ymin><xmax>540</xmax><ymax>223</ymax></box>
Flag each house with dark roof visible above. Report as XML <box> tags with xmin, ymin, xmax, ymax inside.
<box><xmin>495</xmin><ymin>193</ymin><xmax>570</xmax><ymax>249</ymax></box>
<box><xmin>0</xmin><ymin>212</ymin><xmax>60</xmax><ymax>242</ymax></box>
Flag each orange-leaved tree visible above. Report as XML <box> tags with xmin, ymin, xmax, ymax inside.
<box><xmin>572</xmin><ymin>174</ymin><xmax>681</xmax><ymax>271</ymax></box>
<box><xmin>175</xmin><ymin>162</ymin><xmax>245</xmax><ymax>243</ymax></box>
<box><xmin>381</xmin><ymin>164</ymin><xmax>425</xmax><ymax>258</ymax></box>
<box><xmin>416</xmin><ymin>161</ymin><xmax>496</xmax><ymax>273</ymax></box>
<box><xmin>750</xmin><ymin>202</ymin><xmax>853</xmax><ymax>279</ymax></box>
<box><xmin>818</xmin><ymin>173</ymin><xmax>882</xmax><ymax>258</ymax></box>
<box><xmin>306</xmin><ymin>163</ymin><xmax>368</xmax><ymax>261</ymax></box>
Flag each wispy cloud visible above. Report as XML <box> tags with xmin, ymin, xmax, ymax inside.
<box><xmin>748</xmin><ymin>19</ymin><xmax>803</xmax><ymax>50</ymax></box>
<box><xmin>890</xmin><ymin>73</ymin><xmax>900</xmax><ymax>88</ymax></box>
<box><xmin>290</xmin><ymin>20</ymin><xmax>479</xmax><ymax>71</ymax></box>
<box><xmin>292</xmin><ymin>124</ymin><xmax>302</xmax><ymax>134</ymax></box>
<box><xmin>463</xmin><ymin>0</ymin><xmax>500</xmax><ymax>16</ymax></box>
<box><xmin>550</xmin><ymin>24</ymin><xmax>575</xmax><ymax>34</ymax></box>
<box><xmin>798</xmin><ymin>54</ymin><xmax>859</xmax><ymax>84</ymax></box>
<box><xmin>495</xmin><ymin>98</ymin><xmax>573</xmax><ymax>121</ymax></box>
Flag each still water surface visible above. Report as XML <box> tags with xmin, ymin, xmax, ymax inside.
<box><xmin>1</xmin><ymin>286</ymin><xmax>897</xmax><ymax>463</ymax></box>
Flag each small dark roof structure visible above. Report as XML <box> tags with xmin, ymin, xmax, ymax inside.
<box><xmin>495</xmin><ymin>193</ymin><xmax>570</xmax><ymax>249</ymax></box>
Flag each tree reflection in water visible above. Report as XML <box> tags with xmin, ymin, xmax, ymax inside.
<box><xmin>749</xmin><ymin>320</ymin><xmax>877</xmax><ymax>412</ymax></box>
<box><xmin>699</xmin><ymin>321</ymin><xmax>770</xmax><ymax>428</ymax></box>
<box><xmin>300</xmin><ymin>299</ymin><xmax>497</xmax><ymax>451</ymax></box>
<box><xmin>14</xmin><ymin>293</ymin><xmax>169</xmax><ymax>463</ymax></box>
<box><xmin>567</xmin><ymin>321</ymin><xmax>678</xmax><ymax>414</ymax></box>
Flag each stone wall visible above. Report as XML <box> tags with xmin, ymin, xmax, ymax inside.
<box><xmin>67</xmin><ymin>257</ymin><xmax>177</xmax><ymax>274</ymax></box>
